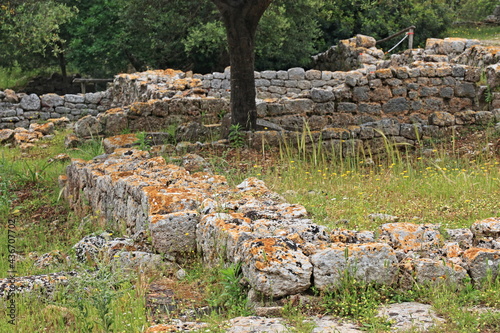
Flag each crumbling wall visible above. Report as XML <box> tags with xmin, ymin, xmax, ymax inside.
<box><xmin>62</xmin><ymin>148</ymin><xmax>500</xmax><ymax>298</ymax></box>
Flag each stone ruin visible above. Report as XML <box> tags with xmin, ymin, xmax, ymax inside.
<box><xmin>2</xmin><ymin>34</ymin><xmax>500</xmax><ymax>302</ymax></box>
<box><xmin>55</xmin><ymin>147</ymin><xmax>500</xmax><ymax>300</ymax></box>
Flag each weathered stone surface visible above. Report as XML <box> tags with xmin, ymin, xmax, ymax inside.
<box><xmin>378</xmin><ymin>302</ymin><xmax>445</xmax><ymax>332</ymax></box>
<box><xmin>378</xmin><ymin>223</ymin><xmax>441</xmax><ymax>252</ymax></box>
<box><xmin>240</xmin><ymin>237</ymin><xmax>312</xmax><ymax>298</ymax></box>
<box><xmin>20</xmin><ymin>94</ymin><xmax>41</xmax><ymax>111</ymax></box>
<box><xmin>64</xmin><ymin>133</ymin><xmax>81</xmax><ymax>148</ymax></box>
<box><xmin>288</xmin><ymin>67</ymin><xmax>305</xmax><ymax>80</ymax></box>
<box><xmin>65</xmin><ymin>94</ymin><xmax>85</xmax><ymax>104</ymax></box>
<box><xmin>311</xmin><ymin>88</ymin><xmax>334</xmax><ymax>103</ymax></box>
<box><xmin>463</xmin><ymin>247</ymin><xmax>500</xmax><ymax>284</ymax></box>
<box><xmin>311</xmin><ymin>243</ymin><xmax>398</xmax><ymax>290</ymax></box>
<box><xmin>471</xmin><ymin>217</ymin><xmax>500</xmax><ymax>239</ymax></box>
<box><xmin>400</xmin><ymin>258</ymin><xmax>468</xmax><ymax>285</ymax></box>
<box><xmin>0</xmin><ymin>128</ymin><xmax>14</xmax><ymax>143</ymax></box>
<box><xmin>29</xmin><ymin>122</ymin><xmax>54</xmax><ymax>135</ymax></box>
<box><xmin>446</xmin><ymin>228</ymin><xmax>473</xmax><ymax>249</ymax></box>
<box><xmin>429</xmin><ymin>112</ymin><xmax>455</xmax><ymax>126</ymax></box>
<box><xmin>40</xmin><ymin>94</ymin><xmax>65</xmax><ymax>108</ymax></box>
<box><xmin>74</xmin><ymin>115</ymin><xmax>103</xmax><ymax>137</ymax></box>
<box><xmin>150</xmin><ymin>211</ymin><xmax>199</xmax><ymax>258</ymax></box>
<box><xmin>103</xmin><ymin>133</ymin><xmax>139</xmax><ymax>153</ymax></box>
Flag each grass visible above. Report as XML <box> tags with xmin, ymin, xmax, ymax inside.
<box><xmin>445</xmin><ymin>25</ymin><xmax>500</xmax><ymax>44</ymax></box>
<box><xmin>0</xmin><ymin>124</ymin><xmax>499</xmax><ymax>332</ymax></box>
<box><xmin>0</xmin><ymin>65</ymin><xmax>64</xmax><ymax>91</ymax></box>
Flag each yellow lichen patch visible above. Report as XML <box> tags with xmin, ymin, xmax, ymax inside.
<box><xmin>105</xmin><ymin>134</ymin><xmax>139</xmax><ymax>146</ymax></box>
<box><xmin>463</xmin><ymin>247</ymin><xmax>500</xmax><ymax>261</ymax></box>
<box><xmin>104</xmin><ymin>107</ymin><xmax>125</xmax><ymax>115</ymax></box>
<box><xmin>143</xmin><ymin>186</ymin><xmax>204</xmax><ymax>215</ymax></box>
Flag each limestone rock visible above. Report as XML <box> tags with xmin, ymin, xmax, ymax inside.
<box><xmin>74</xmin><ymin>115</ymin><xmax>103</xmax><ymax>138</ymax></box>
<box><xmin>149</xmin><ymin>211</ymin><xmax>199</xmax><ymax>259</ymax></box>
<box><xmin>64</xmin><ymin>133</ymin><xmax>81</xmax><ymax>148</ymax></box>
<box><xmin>41</xmin><ymin>94</ymin><xmax>64</xmax><ymax>108</ymax></box>
<box><xmin>311</xmin><ymin>242</ymin><xmax>398</xmax><ymax>290</ymax></box>
<box><xmin>378</xmin><ymin>302</ymin><xmax>445</xmax><ymax>332</ymax></box>
<box><xmin>20</xmin><ymin>93</ymin><xmax>41</xmax><ymax>111</ymax></box>
<box><xmin>4</xmin><ymin>89</ymin><xmax>19</xmax><ymax>103</ymax></box>
<box><xmin>103</xmin><ymin>133</ymin><xmax>139</xmax><ymax>154</ymax></box>
<box><xmin>196</xmin><ymin>213</ymin><xmax>253</xmax><ymax>265</ymax></box>
<box><xmin>0</xmin><ymin>129</ymin><xmax>14</xmax><ymax>143</ymax></box>
<box><xmin>29</xmin><ymin>122</ymin><xmax>54</xmax><ymax>135</ymax></box>
<box><xmin>240</xmin><ymin>237</ymin><xmax>312</xmax><ymax>298</ymax></box>
<box><xmin>378</xmin><ymin>222</ymin><xmax>441</xmax><ymax>252</ymax></box>
<box><xmin>463</xmin><ymin>247</ymin><xmax>500</xmax><ymax>284</ymax></box>
<box><xmin>400</xmin><ymin>258</ymin><xmax>468</xmax><ymax>285</ymax></box>
<box><xmin>14</xmin><ymin>130</ymin><xmax>43</xmax><ymax>145</ymax></box>
<box><xmin>471</xmin><ymin>217</ymin><xmax>500</xmax><ymax>239</ymax></box>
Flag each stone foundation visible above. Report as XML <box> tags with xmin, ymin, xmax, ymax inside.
<box><xmin>62</xmin><ymin>149</ymin><xmax>500</xmax><ymax>298</ymax></box>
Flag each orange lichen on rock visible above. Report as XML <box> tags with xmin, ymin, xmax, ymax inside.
<box><xmin>143</xmin><ymin>186</ymin><xmax>205</xmax><ymax>215</ymax></box>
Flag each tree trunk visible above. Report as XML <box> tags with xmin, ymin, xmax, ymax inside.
<box><xmin>211</xmin><ymin>0</ymin><xmax>272</xmax><ymax>131</ymax></box>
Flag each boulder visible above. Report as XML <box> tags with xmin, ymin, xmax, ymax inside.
<box><xmin>74</xmin><ymin>115</ymin><xmax>103</xmax><ymax>138</ymax></box>
<box><xmin>378</xmin><ymin>223</ymin><xmax>441</xmax><ymax>252</ymax></box>
<box><xmin>20</xmin><ymin>93</ymin><xmax>41</xmax><ymax>111</ymax></box>
<box><xmin>463</xmin><ymin>247</ymin><xmax>500</xmax><ymax>284</ymax></box>
<box><xmin>149</xmin><ymin>211</ymin><xmax>200</xmax><ymax>259</ymax></box>
<box><xmin>311</xmin><ymin>242</ymin><xmax>398</xmax><ymax>290</ymax></box>
<box><xmin>240</xmin><ymin>237</ymin><xmax>312</xmax><ymax>298</ymax></box>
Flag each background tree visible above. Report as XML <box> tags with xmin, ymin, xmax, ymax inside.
<box><xmin>0</xmin><ymin>0</ymin><xmax>76</xmax><ymax>79</ymax></box>
<box><xmin>210</xmin><ymin>0</ymin><xmax>272</xmax><ymax>131</ymax></box>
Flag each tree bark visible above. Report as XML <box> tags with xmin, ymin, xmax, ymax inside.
<box><xmin>211</xmin><ymin>0</ymin><xmax>272</xmax><ymax>131</ymax></box>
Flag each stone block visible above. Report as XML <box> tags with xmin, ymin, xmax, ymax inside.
<box><xmin>311</xmin><ymin>243</ymin><xmax>398</xmax><ymax>290</ymax></box>
<box><xmin>288</xmin><ymin>67</ymin><xmax>305</xmax><ymax>80</ymax></box>
<box><xmin>471</xmin><ymin>217</ymin><xmax>500</xmax><ymax>239</ymax></box>
<box><xmin>383</xmin><ymin>97</ymin><xmax>409</xmax><ymax>114</ymax></box>
<box><xmin>261</xmin><ymin>71</ymin><xmax>277</xmax><ymax>80</ymax></box>
<box><xmin>310</xmin><ymin>88</ymin><xmax>334</xmax><ymax>103</ymax></box>
<box><xmin>65</xmin><ymin>94</ymin><xmax>85</xmax><ymax>104</ymax></box>
<box><xmin>378</xmin><ymin>222</ymin><xmax>441</xmax><ymax>252</ymax></box>
<box><xmin>20</xmin><ymin>94</ymin><xmax>41</xmax><ymax>111</ymax></box>
<box><xmin>455</xmin><ymin>82</ymin><xmax>476</xmax><ymax>98</ymax></box>
<box><xmin>240</xmin><ymin>237</ymin><xmax>312</xmax><ymax>298</ymax></box>
<box><xmin>400</xmin><ymin>258</ymin><xmax>468</xmax><ymax>285</ymax></box>
<box><xmin>375</xmin><ymin>68</ymin><xmax>393</xmax><ymax>79</ymax></box>
<box><xmin>149</xmin><ymin>211</ymin><xmax>199</xmax><ymax>258</ymax></box>
<box><xmin>439</xmin><ymin>87</ymin><xmax>454</xmax><ymax>98</ymax></box>
<box><xmin>352</xmin><ymin>86</ymin><xmax>370</xmax><ymax>102</ymax></box>
<box><xmin>423</xmin><ymin>97</ymin><xmax>444</xmax><ymax>111</ymax></box>
<box><xmin>446</xmin><ymin>228</ymin><xmax>473</xmax><ymax>249</ymax></box>
<box><xmin>358</xmin><ymin>103</ymin><xmax>382</xmax><ymax>115</ymax></box>
<box><xmin>370</xmin><ymin>87</ymin><xmax>392</xmax><ymax>102</ymax></box>
<box><xmin>400</xmin><ymin>123</ymin><xmax>422</xmax><ymax>140</ymax></box>
<box><xmin>41</xmin><ymin>94</ymin><xmax>64</xmax><ymax>108</ymax></box>
<box><xmin>429</xmin><ymin>112</ymin><xmax>455</xmax><ymax>126</ymax></box>
<box><xmin>337</xmin><ymin>102</ymin><xmax>357</xmax><ymax>113</ymax></box>
<box><xmin>305</xmin><ymin>69</ymin><xmax>322</xmax><ymax>80</ymax></box>
<box><xmin>463</xmin><ymin>248</ymin><xmax>500</xmax><ymax>284</ymax></box>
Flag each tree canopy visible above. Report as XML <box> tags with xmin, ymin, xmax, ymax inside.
<box><xmin>0</xmin><ymin>0</ymin><xmax>483</xmax><ymax>78</ymax></box>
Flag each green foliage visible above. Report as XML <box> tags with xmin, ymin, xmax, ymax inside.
<box><xmin>455</xmin><ymin>0</ymin><xmax>498</xmax><ymax>22</ymax></box>
<box><xmin>320</xmin><ymin>0</ymin><xmax>453</xmax><ymax>51</ymax></box>
<box><xmin>319</xmin><ymin>270</ymin><xmax>393</xmax><ymax>329</ymax></box>
<box><xmin>207</xmin><ymin>263</ymin><xmax>251</xmax><ymax>317</ymax></box>
<box><xmin>0</xmin><ymin>1</ymin><xmax>76</xmax><ymax>70</ymax></box>
<box><xmin>228</xmin><ymin>123</ymin><xmax>245</xmax><ymax>148</ymax></box>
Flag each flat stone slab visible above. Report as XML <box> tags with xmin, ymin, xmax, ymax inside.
<box><xmin>378</xmin><ymin>302</ymin><xmax>445</xmax><ymax>331</ymax></box>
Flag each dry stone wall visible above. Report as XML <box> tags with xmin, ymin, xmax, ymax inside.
<box><xmin>62</xmin><ymin>148</ymin><xmax>500</xmax><ymax>298</ymax></box>
<box><xmin>0</xmin><ymin>89</ymin><xmax>111</xmax><ymax>129</ymax></box>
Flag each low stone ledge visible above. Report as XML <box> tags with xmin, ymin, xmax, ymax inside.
<box><xmin>63</xmin><ymin>148</ymin><xmax>500</xmax><ymax>298</ymax></box>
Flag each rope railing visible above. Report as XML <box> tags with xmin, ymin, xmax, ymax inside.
<box><xmin>376</xmin><ymin>25</ymin><xmax>416</xmax><ymax>53</ymax></box>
